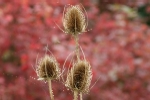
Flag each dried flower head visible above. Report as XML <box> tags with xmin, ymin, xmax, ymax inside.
<box><xmin>36</xmin><ymin>55</ymin><xmax>60</xmax><ymax>80</ymax></box>
<box><xmin>65</xmin><ymin>60</ymin><xmax>92</xmax><ymax>93</ymax></box>
<box><xmin>63</xmin><ymin>5</ymin><xmax>87</xmax><ymax>36</ymax></box>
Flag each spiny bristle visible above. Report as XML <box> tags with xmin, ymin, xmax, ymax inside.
<box><xmin>63</xmin><ymin>5</ymin><xmax>86</xmax><ymax>36</ymax></box>
<box><xmin>66</xmin><ymin>60</ymin><xmax>92</xmax><ymax>93</ymax></box>
<box><xmin>36</xmin><ymin>55</ymin><xmax>60</xmax><ymax>80</ymax></box>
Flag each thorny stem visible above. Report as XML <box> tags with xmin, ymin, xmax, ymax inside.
<box><xmin>74</xmin><ymin>35</ymin><xmax>80</xmax><ymax>61</ymax></box>
<box><xmin>74</xmin><ymin>91</ymin><xmax>78</xmax><ymax>100</ymax></box>
<box><xmin>48</xmin><ymin>79</ymin><xmax>54</xmax><ymax>100</ymax></box>
<box><xmin>80</xmin><ymin>92</ymin><xmax>83</xmax><ymax>100</ymax></box>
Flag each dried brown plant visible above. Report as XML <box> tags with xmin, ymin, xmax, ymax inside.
<box><xmin>63</xmin><ymin>5</ymin><xmax>87</xmax><ymax>36</ymax></box>
<box><xmin>36</xmin><ymin>55</ymin><xmax>60</xmax><ymax>80</ymax></box>
<box><xmin>36</xmin><ymin>55</ymin><xmax>60</xmax><ymax>100</ymax></box>
<box><xmin>65</xmin><ymin>60</ymin><xmax>92</xmax><ymax>100</ymax></box>
<box><xmin>35</xmin><ymin>4</ymin><xmax>92</xmax><ymax>100</ymax></box>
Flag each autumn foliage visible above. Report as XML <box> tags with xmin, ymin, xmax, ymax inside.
<box><xmin>0</xmin><ymin>0</ymin><xmax>150</xmax><ymax>100</ymax></box>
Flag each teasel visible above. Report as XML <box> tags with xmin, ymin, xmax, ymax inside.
<box><xmin>36</xmin><ymin>55</ymin><xmax>60</xmax><ymax>100</ymax></box>
<box><xmin>63</xmin><ymin>5</ymin><xmax>87</xmax><ymax>36</ymax></box>
<box><xmin>62</xmin><ymin>5</ymin><xmax>88</xmax><ymax>60</ymax></box>
<box><xmin>65</xmin><ymin>60</ymin><xmax>92</xmax><ymax>100</ymax></box>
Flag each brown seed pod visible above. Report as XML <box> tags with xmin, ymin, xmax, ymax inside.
<box><xmin>63</xmin><ymin>5</ymin><xmax>87</xmax><ymax>36</ymax></box>
<box><xmin>36</xmin><ymin>55</ymin><xmax>60</xmax><ymax>80</ymax></box>
<box><xmin>65</xmin><ymin>60</ymin><xmax>92</xmax><ymax>93</ymax></box>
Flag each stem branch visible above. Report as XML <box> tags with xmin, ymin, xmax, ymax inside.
<box><xmin>74</xmin><ymin>91</ymin><xmax>78</xmax><ymax>100</ymax></box>
<box><xmin>74</xmin><ymin>35</ymin><xmax>80</xmax><ymax>61</ymax></box>
<box><xmin>48</xmin><ymin>79</ymin><xmax>54</xmax><ymax>100</ymax></box>
<box><xmin>80</xmin><ymin>93</ymin><xmax>83</xmax><ymax>100</ymax></box>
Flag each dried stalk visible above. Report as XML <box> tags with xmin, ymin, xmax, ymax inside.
<box><xmin>63</xmin><ymin>5</ymin><xmax>92</xmax><ymax>100</ymax></box>
<box><xmin>74</xmin><ymin>35</ymin><xmax>80</xmax><ymax>61</ymax></box>
<box><xmin>74</xmin><ymin>91</ymin><xmax>78</xmax><ymax>100</ymax></box>
<box><xmin>48</xmin><ymin>79</ymin><xmax>54</xmax><ymax>100</ymax></box>
<box><xmin>80</xmin><ymin>93</ymin><xmax>83</xmax><ymax>100</ymax></box>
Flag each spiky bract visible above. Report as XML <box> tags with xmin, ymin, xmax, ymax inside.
<box><xmin>63</xmin><ymin>5</ymin><xmax>87</xmax><ymax>36</ymax></box>
<box><xmin>36</xmin><ymin>55</ymin><xmax>60</xmax><ymax>80</ymax></box>
<box><xmin>66</xmin><ymin>60</ymin><xmax>92</xmax><ymax>93</ymax></box>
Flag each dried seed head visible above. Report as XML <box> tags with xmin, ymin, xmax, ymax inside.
<box><xmin>36</xmin><ymin>55</ymin><xmax>60</xmax><ymax>80</ymax></box>
<box><xmin>66</xmin><ymin>60</ymin><xmax>92</xmax><ymax>93</ymax></box>
<box><xmin>63</xmin><ymin>5</ymin><xmax>87</xmax><ymax>36</ymax></box>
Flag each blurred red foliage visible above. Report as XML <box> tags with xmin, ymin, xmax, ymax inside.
<box><xmin>0</xmin><ymin>0</ymin><xmax>150</xmax><ymax>100</ymax></box>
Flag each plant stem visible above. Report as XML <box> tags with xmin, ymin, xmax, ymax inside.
<box><xmin>74</xmin><ymin>35</ymin><xmax>80</xmax><ymax>61</ymax></box>
<box><xmin>80</xmin><ymin>92</ymin><xmax>82</xmax><ymax>100</ymax></box>
<box><xmin>48</xmin><ymin>79</ymin><xmax>54</xmax><ymax>100</ymax></box>
<box><xmin>74</xmin><ymin>91</ymin><xmax>78</xmax><ymax>100</ymax></box>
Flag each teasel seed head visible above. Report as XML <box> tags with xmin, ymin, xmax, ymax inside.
<box><xmin>65</xmin><ymin>60</ymin><xmax>92</xmax><ymax>93</ymax></box>
<box><xmin>36</xmin><ymin>55</ymin><xmax>60</xmax><ymax>80</ymax></box>
<box><xmin>63</xmin><ymin>5</ymin><xmax>87</xmax><ymax>36</ymax></box>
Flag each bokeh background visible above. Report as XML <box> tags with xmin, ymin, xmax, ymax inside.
<box><xmin>1</xmin><ymin>0</ymin><xmax>150</xmax><ymax>100</ymax></box>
